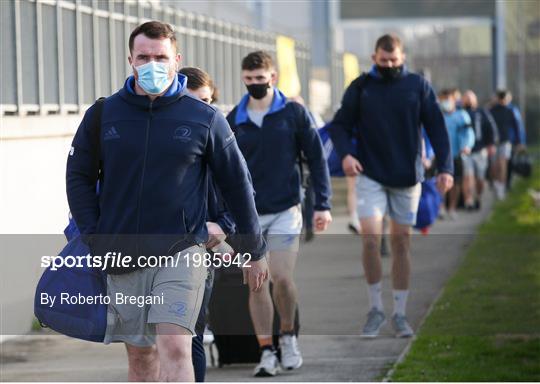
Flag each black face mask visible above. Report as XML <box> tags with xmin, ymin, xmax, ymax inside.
<box><xmin>246</xmin><ymin>83</ymin><xmax>270</xmax><ymax>99</ymax></box>
<box><xmin>376</xmin><ymin>65</ymin><xmax>403</xmax><ymax>80</ymax></box>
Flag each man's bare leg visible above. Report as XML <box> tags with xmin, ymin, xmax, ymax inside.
<box><xmin>347</xmin><ymin>176</ymin><xmax>360</xmax><ymax>233</ymax></box>
<box><xmin>360</xmin><ymin>216</ymin><xmax>384</xmax><ymax>285</ymax></box>
<box><xmin>249</xmin><ymin>277</ymin><xmax>273</xmax><ymax>346</ymax></box>
<box><xmin>125</xmin><ymin>344</ymin><xmax>159</xmax><ymax>382</ymax></box>
<box><xmin>155</xmin><ymin>323</ymin><xmax>194</xmax><ymax>382</ymax></box>
<box><xmin>389</xmin><ymin>220</ymin><xmax>411</xmax><ymax>291</ymax></box>
<box><xmin>249</xmin><ymin>265</ymin><xmax>280</xmax><ymax>376</ymax></box>
<box><xmin>463</xmin><ymin>174</ymin><xmax>475</xmax><ymax>207</ymax></box>
<box><xmin>389</xmin><ymin>220</ymin><xmax>414</xmax><ymax>337</ymax></box>
<box><xmin>268</xmin><ymin>251</ymin><xmax>298</xmax><ymax>332</ymax></box>
<box><xmin>448</xmin><ymin>184</ymin><xmax>461</xmax><ymax>218</ymax></box>
<box><xmin>494</xmin><ymin>156</ymin><xmax>508</xmax><ymax>199</ymax></box>
<box><xmin>360</xmin><ymin>216</ymin><xmax>386</xmax><ymax>337</ymax></box>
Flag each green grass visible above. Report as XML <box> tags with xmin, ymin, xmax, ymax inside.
<box><xmin>391</xmin><ymin>163</ymin><xmax>540</xmax><ymax>381</ymax></box>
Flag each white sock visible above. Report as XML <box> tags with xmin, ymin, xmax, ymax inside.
<box><xmin>349</xmin><ymin>213</ymin><xmax>360</xmax><ymax>229</ymax></box>
<box><xmin>392</xmin><ymin>289</ymin><xmax>409</xmax><ymax>316</ymax></box>
<box><xmin>368</xmin><ymin>282</ymin><xmax>383</xmax><ymax>311</ymax></box>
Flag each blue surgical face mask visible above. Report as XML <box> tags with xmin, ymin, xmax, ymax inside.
<box><xmin>440</xmin><ymin>100</ymin><xmax>454</xmax><ymax>113</ymax></box>
<box><xmin>135</xmin><ymin>61</ymin><xmax>172</xmax><ymax>95</ymax></box>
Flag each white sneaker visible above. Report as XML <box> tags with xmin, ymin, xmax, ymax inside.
<box><xmin>438</xmin><ymin>207</ymin><xmax>448</xmax><ymax>220</ymax></box>
<box><xmin>279</xmin><ymin>334</ymin><xmax>303</xmax><ymax>370</ymax></box>
<box><xmin>494</xmin><ymin>182</ymin><xmax>506</xmax><ymax>200</ymax></box>
<box><xmin>202</xmin><ymin>326</ymin><xmax>214</xmax><ymax>345</ymax></box>
<box><xmin>253</xmin><ymin>349</ymin><xmax>280</xmax><ymax>377</ymax></box>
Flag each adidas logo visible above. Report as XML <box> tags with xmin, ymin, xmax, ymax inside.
<box><xmin>104</xmin><ymin>126</ymin><xmax>120</xmax><ymax>140</ymax></box>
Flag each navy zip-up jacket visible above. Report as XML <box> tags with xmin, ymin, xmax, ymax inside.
<box><xmin>489</xmin><ymin>103</ymin><xmax>524</xmax><ymax>144</ymax></box>
<box><xmin>330</xmin><ymin>66</ymin><xmax>453</xmax><ymax>187</ymax></box>
<box><xmin>66</xmin><ymin>74</ymin><xmax>265</xmax><ymax>273</ymax></box>
<box><xmin>207</xmin><ymin>172</ymin><xmax>235</xmax><ymax>236</ymax></box>
<box><xmin>465</xmin><ymin>107</ymin><xmax>498</xmax><ymax>152</ymax></box>
<box><xmin>226</xmin><ymin>88</ymin><xmax>332</xmax><ymax>215</ymax></box>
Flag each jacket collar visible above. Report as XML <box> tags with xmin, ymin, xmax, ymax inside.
<box><xmin>235</xmin><ymin>87</ymin><xmax>288</xmax><ymax>125</ymax></box>
<box><xmin>368</xmin><ymin>64</ymin><xmax>409</xmax><ymax>79</ymax></box>
<box><xmin>119</xmin><ymin>73</ymin><xmax>187</xmax><ymax>109</ymax></box>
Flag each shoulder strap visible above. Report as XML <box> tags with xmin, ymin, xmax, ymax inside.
<box><xmin>90</xmin><ymin>97</ymin><xmax>106</xmax><ymax>180</ymax></box>
<box><xmin>352</xmin><ymin>73</ymin><xmax>369</xmax><ymax>124</ymax></box>
<box><xmin>354</xmin><ymin>72</ymin><xmax>369</xmax><ymax>89</ymax></box>
<box><xmin>287</xmin><ymin>101</ymin><xmax>312</xmax><ymax>187</ymax></box>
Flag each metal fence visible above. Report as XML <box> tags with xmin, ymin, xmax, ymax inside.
<box><xmin>330</xmin><ymin>52</ymin><xmax>345</xmax><ymax>113</ymax></box>
<box><xmin>0</xmin><ymin>0</ymin><xmax>312</xmax><ymax>115</ymax></box>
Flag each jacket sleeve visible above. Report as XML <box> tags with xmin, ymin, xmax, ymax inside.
<box><xmin>419</xmin><ymin>80</ymin><xmax>453</xmax><ymax>175</ymax></box>
<box><xmin>66</xmin><ymin>105</ymin><xmax>100</xmax><ymax>240</ymax></box>
<box><xmin>460</xmin><ymin>111</ymin><xmax>475</xmax><ymax>150</ymax></box>
<box><xmin>207</xmin><ymin>178</ymin><xmax>236</xmax><ymax>236</ymax></box>
<box><xmin>511</xmin><ymin>105</ymin><xmax>526</xmax><ymax>144</ymax></box>
<box><xmin>206</xmin><ymin>110</ymin><xmax>266</xmax><ymax>260</ymax></box>
<box><xmin>328</xmin><ymin>79</ymin><xmax>360</xmax><ymax>160</ymax></box>
<box><xmin>225</xmin><ymin>108</ymin><xmax>237</xmax><ymax>131</ymax></box>
<box><xmin>481</xmin><ymin>109</ymin><xmax>498</xmax><ymax>146</ymax></box>
<box><xmin>294</xmin><ymin>103</ymin><xmax>332</xmax><ymax>211</ymax></box>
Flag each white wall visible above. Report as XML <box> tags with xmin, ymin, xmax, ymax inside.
<box><xmin>1</xmin><ymin>115</ymin><xmax>82</xmax><ymax>234</ymax></box>
<box><xmin>0</xmin><ymin>114</ymin><xmax>83</xmax><ymax>340</ymax></box>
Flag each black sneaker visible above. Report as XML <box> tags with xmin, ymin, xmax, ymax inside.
<box><xmin>348</xmin><ymin>223</ymin><xmax>361</xmax><ymax>235</ymax></box>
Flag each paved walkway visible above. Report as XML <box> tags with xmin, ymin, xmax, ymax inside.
<box><xmin>0</xmin><ymin>193</ymin><xmax>494</xmax><ymax>382</ymax></box>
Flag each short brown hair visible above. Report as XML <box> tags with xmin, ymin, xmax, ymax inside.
<box><xmin>375</xmin><ymin>34</ymin><xmax>403</xmax><ymax>53</ymax></box>
<box><xmin>241</xmin><ymin>51</ymin><xmax>274</xmax><ymax>71</ymax></box>
<box><xmin>129</xmin><ymin>21</ymin><xmax>177</xmax><ymax>53</ymax></box>
<box><xmin>178</xmin><ymin>67</ymin><xmax>213</xmax><ymax>91</ymax></box>
<box><xmin>438</xmin><ymin>88</ymin><xmax>453</xmax><ymax>98</ymax></box>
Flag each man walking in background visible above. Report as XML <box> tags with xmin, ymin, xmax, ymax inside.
<box><xmin>489</xmin><ymin>90</ymin><xmax>526</xmax><ymax>199</ymax></box>
<box><xmin>462</xmin><ymin>90</ymin><xmax>498</xmax><ymax>209</ymax></box>
<box><xmin>227</xmin><ymin>51</ymin><xmax>332</xmax><ymax>377</ymax></box>
<box><xmin>439</xmin><ymin>89</ymin><xmax>475</xmax><ymax>218</ymax></box>
<box><xmin>330</xmin><ymin>34</ymin><xmax>453</xmax><ymax>338</ymax></box>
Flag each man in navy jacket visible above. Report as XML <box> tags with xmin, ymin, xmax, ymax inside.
<box><xmin>66</xmin><ymin>21</ymin><xmax>267</xmax><ymax>382</ymax></box>
<box><xmin>330</xmin><ymin>34</ymin><xmax>453</xmax><ymax>339</ymax></box>
<box><xmin>227</xmin><ymin>51</ymin><xmax>332</xmax><ymax>377</ymax></box>
<box><xmin>489</xmin><ymin>89</ymin><xmax>526</xmax><ymax>199</ymax></box>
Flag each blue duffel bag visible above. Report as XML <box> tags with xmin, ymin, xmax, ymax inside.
<box><xmin>318</xmin><ymin>122</ymin><xmax>357</xmax><ymax>177</ymax></box>
<box><xmin>414</xmin><ymin>177</ymin><xmax>441</xmax><ymax>231</ymax></box>
<box><xmin>34</xmin><ymin>235</ymin><xmax>107</xmax><ymax>342</ymax></box>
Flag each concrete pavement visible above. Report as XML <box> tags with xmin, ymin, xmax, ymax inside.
<box><xmin>0</xmin><ymin>193</ymin><xmax>494</xmax><ymax>382</ymax></box>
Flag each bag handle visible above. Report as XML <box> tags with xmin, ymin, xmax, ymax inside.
<box><xmin>90</xmin><ymin>97</ymin><xmax>106</xmax><ymax>182</ymax></box>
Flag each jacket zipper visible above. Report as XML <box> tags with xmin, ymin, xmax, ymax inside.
<box><xmin>135</xmin><ymin>101</ymin><xmax>153</xmax><ymax>255</ymax></box>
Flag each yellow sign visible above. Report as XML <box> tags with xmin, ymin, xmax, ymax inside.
<box><xmin>276</xmin><ymin>35</ymin><xmax>301</xmax><ymax>97</ymax></box>
<box><xmin>343</xmin><ymin>52</ymin><xmax>360</xmax><ymax>87</ymax></box>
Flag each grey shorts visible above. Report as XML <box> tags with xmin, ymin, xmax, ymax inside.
<box><xmin>258</xmin><ymin>204</ymin><xmax>302</xmax><ymax>252</ymax></box>
<box><xmin>471</xmin><ymin>149</ymin><xmax>488</xmax><ymax>179</ymax></box>
<box><xmin>356</xmin><ymin>174</ymin><xmax>421</xmax><ymax>226</ymax></box>
<box><xmin>104</xmin><ymin>244</ymin><xmax>207</xmax><ymax>347</ymax></box>
<box><xmin>461</xmin><ymin>154</ymin><xmax>475</xmax><ymax>177</ymax></box>
<box><xmin>497</xmin><ymin>141</ymin><xmax>512</xmax><ymax>160</ymax></box>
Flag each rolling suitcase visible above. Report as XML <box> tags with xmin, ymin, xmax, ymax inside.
<box><xmin>208</xmin><ymin>265</ymin><xmax>299</xmax><ymax>366</ymax></box>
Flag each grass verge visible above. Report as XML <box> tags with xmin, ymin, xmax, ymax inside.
<box><xmin>391</xmin><ymin>163</ymin><xmax>540</xmax><ymax>381</ymax></box>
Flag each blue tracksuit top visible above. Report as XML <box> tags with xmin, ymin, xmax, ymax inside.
<box><xmin>443</xmin><ymin>109</ymin><xmax>475</xmax><ymax>158</ymax></box>
<box><xmin>122</xmin><ymin>76</ymin><xmax>236</xmax><ymax>236</ymax></box>
<box><xmin>66</xmin><ymin>74</ymin><xmax>265</xmax><ymax>271</ymax></box>
<box><xmin>226</xmin><ymin>88</ymin><xmax>332</xmax><ymax>215</ymax></box>
<box><xmin>329</xmin><ymin>65</ymin><xmax>453</xmax><ymax>187</ymax></box>
<box><xmin>489</xmin><ymin>103</ymin><xmax>526</xmax><ymax>145</ymax></box>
